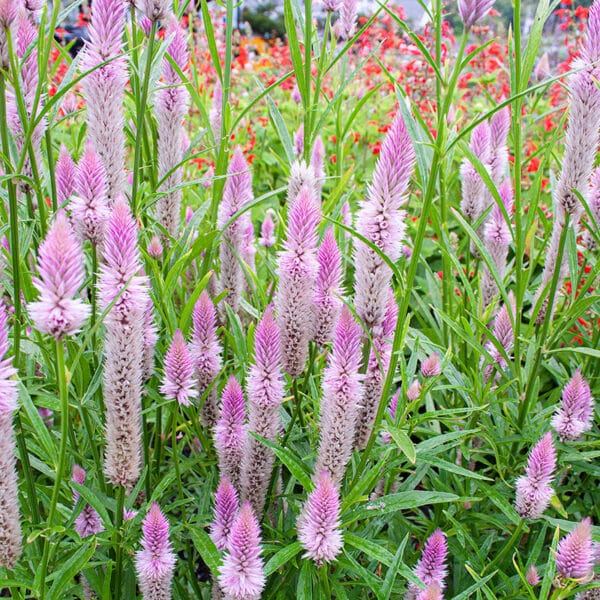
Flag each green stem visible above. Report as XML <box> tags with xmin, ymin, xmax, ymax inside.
<box><xmin>303</xmin><ymin>0</ymin><xmax>312</xmax><ymax>163</ymax></box>
<box><xmin>482</xmin><ymin>520</ymin><xmax>524</xmax><ymax>575</ymax></box>
<box><xmin>111</xmin><ymin>486</ymin><xmax>126</xmax><ymax>600</ymax></box>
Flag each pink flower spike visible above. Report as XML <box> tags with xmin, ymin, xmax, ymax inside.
<box><xmin>406</xmin><ymin>379</ymin><xmax>422</xmax><ymax>401</ymax></box>
<box><xmin>55</xmin><ymin>145</ymin><xmax>77</xmax><ymax>205</ymax></box>
<box><xmin>297</xmin><ymin>471</ymin><xmax>343</xmax><ymax>566</ymax></box>
<box><xmin>514</xmin><ymin>432</ymin><xmax>556</xmax><ymax>519</ymax></box>
<box><xmin>421</xmin><ymin>353</ymin><xmax>441</xmax><ymax>378</ymax></box>
<box><xmin>259</xmin><ymin>212</ymin><xmax>276</xmax><ymax>247</ymax></box>
<box><xmin>138</xmin><ymin>0</ymin><xmax>170</xmax><ymax>23</ymax></box>
<box><xmin>160</xmin><ymin>329</ymin><xmax>197</xmax><ymax>406</ymax></box>
<box><xmin>218</xmin><ymin>502</ymin><xmax>265</xmax><ymax>600</ymax></box>
<box><xmin>458</xmin><ymin>0</ymin><xmax>496</xmax><ymax>29</ymax></box>
<box><xmin>135</xmin><ymin>503</ymin><xmax>176</xmax><ymax>598</ymax></box>
<box><xmin>28</xmin><ymin>211</ymin><xmax>90</xmax><ymax>339</ymax></box>
<box><xmin>551</xmin><ymin>370</ymin><xmax>594</xmax><ymax>441</ymax></box>
<box><xmin>526</xmin><ymin>565</ymin><xmax>540</xmax><ymax>586</ymax></box>
<box><xmin>408</xmin><ymin>529</ymin><xmax>448</xmax><ymax>596</ymax></box>
<box><xmin>0</xmin><ymin>302</ymin><xmax>17</xmax><ymax>415</ymax></box>
<box><xmin>147</xmin><ymin>235</ymin><xmax>163</xmax><ymax>259</ymax></box>
<box><xmin>556</xmin><ymin>518</ymin><xmax>594</xmax><ymax>582</ymax></box>
<box><xmin>582</xmin><ymin>0</ymin><xmax>600</xmax><ymax>65</ymax></box>
<box><xmin>71</xmin><ymin>465</ymin><xmax>104</xmax><ymax>538</ymax></box>
<box><xmin>210</xmin><ymin>476</ymin><xmax>240</xmax><ymax>551</ymax></box>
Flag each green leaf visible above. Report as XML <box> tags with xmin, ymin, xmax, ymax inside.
<box><xmin>344</xmin><ymin>532</ymin><xmax>394</xmax><ymax>566</ymax></box>
<box><xmin>384</xmin><ymin>424</ymin><xmax>417</xmax><ymax>464</ymax></box>
<box><xmin>189</xmin><ymin>526</ymin><xmax>221</xmax><ymax>576</ymax></box>
<box><xmin>418</xmin><ymin>454</ymin><xmax>492</xmax><ymax>481</ymax></box>
<box><xmin>47</xmin><ymin>540</ymin><xmax>97</xmax><ymax>600</ymax></box>
<box><xmin>264</xmin><ymin>542</ymin><xmax>303</xmax><ymax>577</ymax></box>
<box><xmin>381</xmin><ymin>533</ymin><xmax>410</xmax><ymax>600</ymax></box>
<box><xmin>296</xmin><ymin>560</ymin><xmax>313</xmax><ymax>600</ymax></box>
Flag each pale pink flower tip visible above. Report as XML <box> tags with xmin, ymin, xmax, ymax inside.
<box><xmin>421</xmin><ymin>353</ymin><xmax>441</xmax><ymax>378</ymax></box>
<box><xmin>458</xmin><ymin>0</ymin><xmax>496</xmax><ymax>29</ymax></box>
<box><xmin>135</xmin><ymin>503</ymin><xmax>176</xmax><ymax>593</ymax></box>
<box><xmin>526</xmin><ymin>565</ymin><xmax>540</xmax><ymax>586</ymax></box>
<box><xmin>298</xmin><ymin>471</ymin><xmax>343</xmax><ymax>566</ymax></box>
<box><xmin>514</xmin><ymin>432</ymin><xmax>556</xmax><ymax>519</ymax></box>
<box><xmin>55</xmin><ymin>145</ymin><xmax>77</xmax><ymax>204</ymax></box>
<box><xmin>0</xmin><ymin>302</ymin><xmax>17</xmax><ymax>415</ymax></box>
<box><xmin>406</xmin><ymin>379</ymin><xmax>422</xmax><ymax>401</ymax></box>
<box><xmin>210</xmin><ymin>476</ymin><xmax>240</xmax><ymax>551</ymax></box>
<box><xmin>147</xmin><ymin>234</ymin><xmax>163</xmax><ymax>258</ymax></box>
<box><xmin>218</xmin><ymin>502</ymin><xmax>265</xmax><ymax>600</ymax></box>
<box><xmin>72</xmin><ymin>465</ymin><xmax>104</xmax><ymax>538</ymax></box>
<box><xmin>28</xmin><ymin>211</ymin><xmax>90</xmax><ymax>339</ymax></box>
<box><xmin>259</xmin><ymin>212</ymin><xmax>276</xmax><ymax>247</ymax></box>
<box><xmin>410</xmin><ymin>529</ymin><xmax>448</xmax><ymax>595</ymax></box>
<box><xmin>551</xmin><ymin>370</ymin><xmax>594</xmax><ymax>441</ymax></box>
<box><xmin>556</xmin><ymin>518</ymin><xmax>594</xmax><ymax>582</ymax></box>
<box><xmin>160</xmin><ymin>329</ymin><xmax>197</xmax><ymax>406</ymax></box>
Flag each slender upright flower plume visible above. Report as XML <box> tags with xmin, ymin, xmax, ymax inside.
<box><xmin>514</xmin><ymin>432</ymin><xmax>556</xmax><ymax>519</ymax></box>
<box><xmin>0</xmin><ymin>0</ymin><xmax>18</xmax><ymax>69</ymax></box>
<box><xmin>29</xmin><ymin>212</ymin><xmax>90</xmax><ymax>339</ymax></box>
<box><xmin>312</xmin><ymin>135</ymin><xmax>326</xmax><ymax>196</ymax></box>
<box><xmin>191</xmin><ymin>291</ymin><xmax>222</xmax><ymax>428</ymax></box>
<box><xmin>354</xmin><ymin>112</ymin><xmax>415</xmax><ymax>334</ymax></box>
<box><xmin>80</xmin><ymin>0</ymin><xmax>127</xmax><ymax>201</ymax></box>
<box><xmin>209</xmin><ymin>81</ymin><xmax>222</xmax><ymax>143</ymax></box>
<box><xmin>210</xmin><ymin>476</ymin><xmax>240</xmax><ymax>551</ymax></box>
<box><xmin>335</xmin><ymin>0</ymin><xmax>358</xmax><ymax>39</ymax></box>
<box><xmin>218</xmin><ymin>502</ymin><xmax>266</xmax><ymax>600</ymax></box>
<box><xmin>71</xmin><ymin>142</ymin><xmax>110</xmax><ymax>245</ymax></box>
<box><xmin>297</xmin><ymin>471</ymin><xmax>343</xmax><ymax>566</ymax></box>
<box><xmin>551</xmin><ymin>370</ymin><xmax>594</xmax><ymax>441</ymax></box>
<box><xmin>142</xmin><ymin>296</ymin><xmax>158</xmax><ymax>382</ymax></box>
<box><xmin>0</xmin><ymin>302</ymin><xmax>21</xmax><ymax>569</ymax></box>
<box><xmin>483</xmin><ymin>293</ymin><xmax>515</xmax><ymax>382</ymax></box>
<box><xmin>313</xmin><ymin>228</ymin><xmax>343</xmax><ymax>346</ymax></box>
<box><xmin>287</xmin><ymin>160</ymin><xmax>318</xmax><ymax>205</ymax></box>
<box><xmin>135</xmin><ymin>503</ymin><xmax>176</xmax><ymax>600</ymax></box>
<box><xmin>582</xmin><ymin>0</ymin><xmax>600</xmax><ymax>66</ymax></box>
<box><xmin>526</xmin><ymin>565</ymin><xmax>540</xmax><ymax>586</ymax></box>
<box><xmin>556</xmin><ymin>518</ymin><xmax>594</xmax><ymax>583</ymax></box>
<box><xmin>406</xmin><ymin>529</ymin><xmax>448</xmax><ymax>600</ymax></box>
<box><xmin>314</xmin><ymin>307</ymin><xmax>363</xmax><ymax>485</ymax></box>
<box><xmin>160</xmin><ymin>329</ymin><xmax>197</xmax><ymax>406</ymax></box>
<box><xmin>214</xmin><ymin>376</ymin><xmax>247</xmax><ymax>492</ymax></box>
<box><xmin>99</xmin><ymin>200</ymin><xmax>149</xmax><ymax>488</ymax></box>
<box><xmin>294</xmin><ymin>124</ymin><xmax>304</xmax><ymax>157</ymax></box>
<box><xmin>218</xmin><ymin>148</ymin><xmax>254</xmax><ymax>313</ymax></box>
<box><xmin>460</xmin><ymin>121</ymin><xmax>491</xmax><ymax>224</ymax></box>
<box><xmin>421</xmin><ymin>352</ymin><xmax>441</xmax><ymax>378</ymax></box>
<box><xmin>155</xmin><ymin>17</ymin><xmax>190</xmax><ymax>239</ymax></box>
<box><xmin>139</xmin><ymin>0</ymin><xmax>171</xmax><ymax>22</ymax></box>
<box><xmin>259</xmin><ymin>212</ymin><xmax>276</xmax><ymax>247</ymax></box>
<box><xmin>583</xmin><ymin>167</ymin><xmax>600</xmax><ymax>249</ymax></box>
<box><xmin>72</xmin><ymin>466</ymin><xmax>104</xmax><ymax>538</ymax></box>
<box><xmin>276</xmin><ymin>183</ymin><xmax>321</xmax><ymax>377</ymax></box>
<box><xmin>56</xmin><ymin>145</ymin><xmax>77</xmax><ymax>205</ymax></box>
<box><xmin>241</xmin><ymin>307</ymin><xmax>285</xmax><ymax>516</ymax></box>
<box><xmin>458</xmin><ymin>0</ymin><xmax>496</xmax><ymax>29</ymax></box>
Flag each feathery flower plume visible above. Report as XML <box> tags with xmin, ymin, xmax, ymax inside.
<box><xmin>294</xmin><ymin>124</ymin><xmax>304</xmax><ymax>157</ymax></box>
<box><xmin>80</xmin><ymin>0</ymin><xmax>127</xmax><ymax>201</ymax></box>
<box><xmin>534</xmin><ymin>53</ymin><xmax>551</xmax><ymax>81</ymax></box>
<box><xmin>458</xmin><ymin>0</ymin><xmax>496</xmax><ymax>29</ymax></box>
<box><xmin>218</xmin><ymin>502</ymin><xmax>265</xmax><ymax>600</ymax></box>
<box><xmin>0</xmin><ymin>0</ymin><xmax>17</xmax><ymax>69</ymax></box>
<box><xmin>0</xmin><ymin>302</ymin><xmax>21</xmax><ymax>569</ymax></box>
<box><xmin>142</xmin><ymin>296</ymin><xmax>158</xmax><ymax>382</ymax></box>
<box><xmin>313</xmin><ymin>228</ymin><xmax>343</xmax><ymax>346</ymax></box>
<box><xmin>138</xmin><ymin>0</ymin><xmax>170</xmax><ymax>22</ymax></box>
<box><xmin>241</xmin><ymin>307</ymin><xmax>285</xmax><ymax>516</ymax></box>
<box><xmin>460</xmin><ymin>121</ymin><xmax>491</xmax><ymax>224</ymax></box>
<box><xmin>148</xmin><ymin>235</ymin><xmax>163</xmax><ymax>258</ymax></box>
<box><xmin>583</xmin><ymin>167</ymin><xmax>600</xmax><ymax>249</ymax></box>
<box><xmin>416</xmin><ymin>585</ymin><xmax>443</xmax><ymax>600</ymax></box>
<box><xmin>209</xmin><ymin>81</ymin><xmax>222</xmax><ymax>143</ymax></box>
<box><xmin>160</xmin><ymin>329</ymin><xmax>197</xmax><ymax>406</ymax></box>
<box><xmin>312</xmin><ymin>135</ymin><xmax>326</xmax><ymax>196</ymax></box>
<box><xmin>556</xmin><ymin>518</ymin><xmax>594</xmax><ymax>582</ymax></box>
<box><xmin>483</xmin><ymin>292</ymin><xmax>515</xmax><ymax>382</ymax></box>
<box><xmin>135</xmin><ymin>503</ymin><xmax>176</xmax><ymax>600</ymax></box>
<box><xmin>297</xmin><ymin>471</ymin><xmax>343</xmax><ymax>566</ymax></box>
<box><xmin>210</xmin><ymin>476</ymin><xmax>240</xmax><ymax>551</ymax></box>
<box><xmin>323</xmin><ymin>0</ymin><xmax>341</xmax><ymax>11</ymax></box>
<box><xmin>354</xmin><ymin>113</ymin><xmax>415</xmax><ymax>334</ymax></box>
<box><xmin>155</xmin><ymin>17</ymin><xmax>190</xmax><ymax>239</ymax></box>
<box><xmin>314</xmin><ymin>307</ymin><xmax>363</xmax><ymax>485</ymax></box>
<box><xmin>335</xmin><ymin>0</ymin><xmax>357</xmax><ymax>39</ymax></box>
<box><xmin>489</xmin><ymin>107</ymin><xmax>510</xmax><ymax>184</ymax></box>
<box><xmin>526</xmin><ymin>565</ymin><xmax>540</xmax><ymax>586</ymax></box>
<box><xmin>191</xmin><ymin>291</ymin><xmax>222</xmax><ymax>428</ymax></box>
<box><xmin>56</xmin><ymin>145</ymin><xmax>77</xmax><ymax>205</ymax></box>
<box><xmin>514</xmin><ymin>432</ymin><xmax>556</xmax><ymax>519</ymax></box>
<box><xmin>406</xmin><ymin>379</ymin><xmax>422</xmax><ymax>401</ymax></box>
<box><xmin>287</xmin><ymin>160</ymin><xmax>318</xmax><ymax>205</ymax></box>
<box><xmin>582</xmin><ymin>0</ymin><xmax>600</xmax><ymax>66</ymax></box>
<box><xmin>22</xmin><ymin>0</ymin><xmax>43</xmax><ymax>19</ymax></box>
<box><xmin>71</xmin><ymin>142</ymin><xmax>110</xmax><ymax>245</ymax></box>
<box><xmin>215</xmin><ymin>377</ymin><xmax>247</xmax><ymax>492</ymax></box>
<box><xmin>72</xmin><ymin>466</ymin><xmax>104</xmax><ymax>538</ymax></box>
<box><xmin>421</xmin><ymin>352</ymin><xmax>441</xmax><ymax>378</ymax></box>
<box><xmin>99</xmin><ymin>200</ymin><xmax>148</xmax><ymax>488</ymax></box>
<box><xmin>276</xmin><ymin>183</ymin><xmax>321</xmax><ymax>378</ymax></box>
<box><xmin>355</xmin><ymin>290</ymin><xmax>396</xmax><ymax>449</ymax></box>
<box><xmin>406</xmin><ymin>530</ymin><xmax>448</xmax><ymax>599</ymax></box>
<box><xmin>29</xmin><ymin>212</ymin><xmax>90</xmax><ymax>339</ymax></box>
<box><xmin>551</xmin><ymin>370</ymin><xmax>594</xmax><ymax>441</ymax></box>
<box><xmin>241</xmin><ymin>215</ymin><xmax>256</xmax><ymax>276</ymax></box>
<box><xmin>380</xmin><ymin>389</ymin><xmax>400</xmax><ymax>445</ymax></box>
<box><xmin>218</xmin><ymin>148</ymin><xmax>254</xmax><ymax>313</ymax></box>
<box><xmin>259</xmin><ymin>212</ymin><xmax>276</xmax><ymax>247</ymax></box>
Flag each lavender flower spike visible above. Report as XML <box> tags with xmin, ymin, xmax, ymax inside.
<box><xmin>0</xmin><ymin>0</ymin><xmax>18</xmax><ymax>69</ymax></box>
<box><xmin>297</xmin><ymin>471</ymin><xmax>343</xmax><ymax>566</ymax></box>
<box><xmin>582</xmin><ymin>0</ymin><xmax>600</xmax><ymax>66</ymax></box>
<box><xmin>315</xmin><ymin>307</ymin><xmax>363</xmax><ymax>485</ymax></box>
<box><xmin>71</xmin><ymin>142</ymin><xmax>110</xmax><ymax>245</ymax></box>
<box><xmin>354</xmin><ymin>112</ymin><xmax>415</xmax><ymax>334</ymax></box>
<box><xmin>514</xmin><ymin>432</ymin><xmax>556</xmax><ymax>519</ymax></box>
<box><xmin>259</xmin><ymin>211</ymin><xmax>276</xmax><ymax>247</ymax></box>
<box><xmin>191</xmin><ymin>291</ymin><xmax>222</xmax><ymax>428</ymax></box>
<box><xmin>139</xmin><ymin>0</ymin><xmax>171</xmax><ymax>22</ymax></box>
<box><xmin>0</xmin><ymin>302</ymin><xmax>21</xmax><ymax>569</ymax></box>
<box><xmin>335</xmin><ymin>0</ymin><xmax>358</xmax><ymax>39</ymax></box>
<box><xmin>312</xmin><ymin>135</ymin><xmax>326</xmax><ymax>196</ymax></box>
<box><xmin>241</xmin><ymin>307</ymin><xmax>285</xmax><ymax>516</ymax></box>
<box><xmin>210</xmin><ymin>476</ymin><xmax>240</xmax><ymax>551</ymax></box>
<box><xmin>215</xmin><ymin>376</ymin><xmax>247</xmax><ymax>492</ymax></box>
<box><xmin>29</xmin><ymin>211</ymin><xmax>90</xmax><ymax>339</ymax></box>
<box><xmin>218</xmin><ymin>502</ymin><xmax>266</xmax><ymax>600</ymax></box>
<box><xmin>483</xmin><ymin>291</ymin><xmax>515</xmax><ymax>382</ymax></box>
<box><xmin>218</xmin><ymin>148</ymin><xmax>254</xmax><ymax>313</ymax></box>
<box><xmin>551</xmin><ymin>370</ymin><xmax>594</xmax><ymax>441</ymax></box>
<box><xmin>99</xmin><ymin>200</ymin><xmax>149</xmax><ymax>488</ymax></box>
<box><xmin>556</xmin><ymin>518</ymin><xmax>594</xmax><ymax>583</ymax></box>
<box><xmin>460</xmin><ymin>121</ymin><xmax>491</xmax><ymax>225</ymax></box>
<box><xmin>276</xmin><ymin>183</ymin><xmax>321</xmax><ymax>378</ymax></box>
<box><xmin>72</xmin><ymin>465</ymin><xmax>104</xmax><ymax>538</ymax></box>
<box><xmin>313</xmin><ymin>228</ymin><xmax>343</xmax><ymax>346</ymax></box>
<box><xmin>135</xmin><ymin>503</ymin><xmax>177</xmax><ymax>600</ymax></box>
<box><xmin>160</xmin><ymin>329</ymin><xmax>197</xmax><ymax>406</ymax></box>
<box><xmin>56</xmin><ymin>144</ymin><xmax>77</xmax><ymax>205</ymax></box>
<box><xmin>458</xmin><ymin>0</ymin><xmax>496</xmax><ymax>29</ymax></box>
<box><xmin>406</xmin><ymin>529</ymin><xmax>448</xmax><ymax>599</ymax></box>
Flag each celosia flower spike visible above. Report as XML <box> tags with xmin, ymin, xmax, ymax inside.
<box><xmin>210</xmin><ymin>476</ymin><xmax>240</xmax><ymax>551</ymax></box>
<box><xmin>555</xmin><ymin>518</ymin><xmax>594</xmax><ymax>582</ymax></box>
<box><xmin>407</xmin><ymin>529</ymin><xmax>448</xmax><ymax>598</ymax></box>
<box><xmin>514</xmin><ymin>432</ymin><xmax>556</xmax><ymax>519</ymax></box>
<box><xmin>458</xmin><ymin>0</ymin><xmax>496</xmax><ymax>29</ymax></box>
<box><xmin>297</xmin><ymin>471</ymin><xmax>343</xmax><ymax>566</ymax></box>
<box><xmin>259</xmin><ymin>212</ymin><xmax>276</xmax><ymax>247</ymax></box>
<box><xmin>218</xmin><ymin>502</ymin><xmax>265</xmax><ymax>600</ymax></box>
<box><xmin>55</xmin><ymin>144</ymin><xmax>77</xmax><ymax>205</ymax></box>
<box><xmin>160</xmin><ymin>329</ymin><xmax>197</xmax><ymax>406</ymax></box>
<box><xmin>29</xmin><ymin>211</ymin><xmax>90</xmax><ymax>339</ymax></box>
<box><xmin>71</xmin><ymin>465</ymin><xmax>104</xmax><ymax>538</ymax></box>
<box><xmin>551</xmin><ymin>370</ymin><xmax>594</xmax><ymax>441</ymax></box>
<box><xmin>335</xmin><ymin>0</ymin><xmax>357</xmax><ymax>39</ymax></box>
<box><xmin>421</xmin><ymin>352</ymin><xmax>441</xmax><ymax>378</ymax></box>
<box><xmin>135</xmin><ymin>503</ymin><xmax>176</xmax><ymax>600</ymax></box>
<box><xmin>582</xmin><ymin>0</ymin><xmax>600</xmax><ymax>65</ymax></box>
